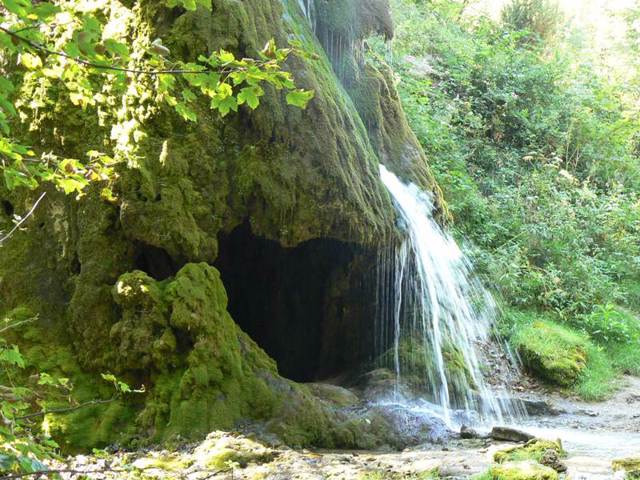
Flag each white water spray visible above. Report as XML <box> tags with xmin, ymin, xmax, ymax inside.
<box><xmin>378</xmin><ymin>165</ymin><xmax>525</xmax><ymax>428</ymax></box>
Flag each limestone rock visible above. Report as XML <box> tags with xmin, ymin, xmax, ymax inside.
<box><xmin>539</xmin><ymin>449</ymin><xmax>567</xmax><ymax>473</ymax></box>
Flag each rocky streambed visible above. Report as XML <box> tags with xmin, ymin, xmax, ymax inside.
<box><xmin>26</xmin><ymin>376</ymin><xmax>640</xmax><ymax>480</ymax></box>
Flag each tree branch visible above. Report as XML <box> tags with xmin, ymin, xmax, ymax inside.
<box><xmin>0</xmin><ymin>26</ymin><xmax>262</xmax><ymax>77</ymax></box>
<box><xmin>15</xmin><ymin>397</ymin><xmax>117</xmax><ymax>421</ymax></box>
<box><xmin>0</xmin><ymin>26</ymin><xmax>209</xmax><ymax>75</ymax></box>
<box><xmin>0</xmin><ymin>192</ymin><xmax>46</xmax><ymax>245</ymax></box>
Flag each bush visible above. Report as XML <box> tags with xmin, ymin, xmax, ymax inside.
<box><xmin>501</xmin><ymin>0</ymin><xmax>563</xmax><ymax>44</ymax></box>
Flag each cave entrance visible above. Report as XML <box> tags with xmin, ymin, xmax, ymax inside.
<box><xmin>215</xmin><ymin>221</ymin><xmax>377</xmax><ymax>382</ymax></box>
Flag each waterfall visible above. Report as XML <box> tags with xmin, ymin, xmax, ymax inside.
<box><xmin>297</xmin><ymin>0</ymin><xmax>316</xmax><ymax>33</ymax></box>
<box><xmin>377</xmin><ymin>165</ymin><xmax>525</xmax><ymax>429</ymax></box>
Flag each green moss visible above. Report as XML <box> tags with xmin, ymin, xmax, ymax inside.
<box><xmin>488</xmin><ymin>461</ymin><xmax>559</xmax><ymax>480</ymax></box>
<box><xmin>0</xmin><ymin>0</ymin><xmax>439</xmax><ymax>453</ymax></box>
<box><xmin>112</xmin><ymin>263</ymin><xmax>280</xmax><ymax>442</ymax></box>
<box><xmin>494</xmin><ymin>439</ymin><xmax>564</xmax><ymax>464</ymax></box>
<box><xmin>359</xmin><ymin>470</ymin><xmax>441</xmax><ymax>480</ymax></box>
<box><xmin>193</xmin><ymin>432</ymin><xmax>276</xmax><ymax>470</ymax></box>
<box><xmin>2</xmin><ymin>308</ymin><xmax>137</xmax><ymax>452</ymax></box>
<box><xmin>377</xmin><ymin>337</ymin><xmax>474</xmax><ymax>394</ymax></box>
<box><xmin>513</xmin><ymin>320</ymin><xmax>588</xmax><ymax>387</ymax></box>
<box><xmin>613</xmin><ymin>457</ymin><xmax>640</xmax><ymax>479</ymax></box>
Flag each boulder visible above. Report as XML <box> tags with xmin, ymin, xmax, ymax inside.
<box><xmin>539</xmin><ymin>449</ymin><xmax>567</xmax><ymax>473</ymax></box>
<box><xmin>491</xmin><ymin>426</ymin><xmax>536</xmax><ymax>443</ymax></box>
<box><xmin>460</xmin><ymin>425</ymin><xmax>488</xmax><ymax>440</ymax></box>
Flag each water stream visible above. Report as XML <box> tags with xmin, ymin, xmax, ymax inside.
<box><xmin>377</xmin><ymin>165</ymin><xmax>526</xmax><ymax>429</ymax></box>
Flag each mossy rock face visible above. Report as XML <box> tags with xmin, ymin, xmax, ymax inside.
<box><xmin>516</xmin><ymin>321</ymin><xmax>588</xmax><ymax>387</ymax></box>
<box><xmin>489</xmin><ymin>461</ymin><xmax>559</xmax><ymax>480</ymax></box>
<box><xmin>113</xmin><ymin>263</ymin><xmax>281</xmax><ymax>441</ymax></box>
<box><xmin>0</xmin><ymin>0</ymin><xmax>440</xmax><ymax>451</ymax></box>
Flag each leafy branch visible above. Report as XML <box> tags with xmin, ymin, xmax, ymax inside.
<box><xmin>0</xmin><ymin>0</ymin><xmax>314</xmax><ymax>197</ymax></box>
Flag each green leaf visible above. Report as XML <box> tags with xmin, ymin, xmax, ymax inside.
<box><xmin>166</xmin><ymin>0</ymin><xmax>197</xmax><ymax>10</ymax></box>
<box><xmin>175</xmin><ymin>102</ymin><xmax>197</xmax><ymax>122</ymax></box>
<box><xmin>33</xmin><ymin>2</ymin><xmax>60</xmax><ymax>20</ymax></box>
<box><xmin>211</xmin><ymin>95</ymin><xmax>238</xmax><ymax>117</ymax></box>
<box><xmin>2</xmin><ymin>0</ymin><xmax>31</xmax><ymax>16</ymax></box>
<box><xmin>0</xmin><ymin>345</ymin><xmax>26</xmax><ymax>368</ymax></box>
<box><xmin>218</xmin><ymin>49</ymin><xmax>235</xmax><ymax>64</ymax></box>
<box><xmin>103</xmin><ymin>39</ymin><xmax>130</xmax><ymax>59</ymax></box>
<box><xmin>286</xmin><ymin>89</ymin><xmax>314</xmax><ymax>109</ymax></box>
<box><xmin>20</xmin><ymin>53</ymin><xmax>43</xmax><ymax>70</ymax></box>
<box><xmin>237</xmin><ymin>86</ymin><xmax>263</xmax><ymax>110</ymax></box>
<box><xmin>57</xmin><ymin>177</ymin><xmax>87</xmax><ymax>195</ymax></box>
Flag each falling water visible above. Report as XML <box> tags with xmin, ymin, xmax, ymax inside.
<box><xmin>297</xmin><ymin>0</ymin><xmax>316</xmax><ymax>33</ymax></box>
<box><xmin>377</xmin><ymin>165</ymin><xmax>525</xmax><ymax>429</ymax></box>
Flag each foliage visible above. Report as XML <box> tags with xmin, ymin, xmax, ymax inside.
<box><xmin>0</xmin><ymin>0</ymin><xmax>312</xmax><ymax>199</ymax></box>
<box><xmin>501</xmin><ymin>0</ymin><xmax>563</xmax><ymax>44</ymax></box>
<box><xmin>0</xmin><ymin>312</ymin><xmax>139</xmax><ymax>476</ymax></box>
<box><xmin>384</xmin><ymin>0</ymin><xmax>640</xmax><ymax>397</ymax></box>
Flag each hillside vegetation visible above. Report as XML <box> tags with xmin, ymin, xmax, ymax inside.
<box><xmin>384</xmin><ymin>0</ymin><xmax>640</xmax><ymax>399</ymax></box>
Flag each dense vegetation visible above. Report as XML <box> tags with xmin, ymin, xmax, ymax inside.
<box><xmin>385</xmin><ymin>0</ymin><xmax>640</xmax><ymax>399</ymax></box>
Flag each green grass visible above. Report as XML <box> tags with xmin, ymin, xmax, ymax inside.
<box><xmin>510</xmin><ymin>314</ymin><xmax>590</xmax><ymax>387</ymax></box>
<box><xmin>574</xmin><ymin>344</ymin><xmax>618</xmax><ymax>401</ymax></box>
<box><xmin>608</xmin><ymin>343</ymin><xmax>640</xmax><ymax>376</ymax></box>
<box><xmin>506</xmin><ymin>310</ymin><xmax>630</xmax><ymax>400</ymax></box>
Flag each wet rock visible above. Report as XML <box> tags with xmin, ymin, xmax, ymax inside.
<box><xmin>358</xmin><ymin>368</ymin><xmax>410</xmax><ymax>399</ymax></box>
<box><xmin>306</xmin><ymin>383</ymin><xmax>359</xmax><ymax>407</ymax></box>
<box><xmin>539</xmin><ymin>449</ymin><xmax>567</xmax><ymax>473</ymax></box>
<box><xmin>368</xmin><ymin>403</ymin><xmax>454</xmax><ymax>446</ymax></box>
<box><xmin>460</xmin><ymin>425</ymin><xmax>488</xmax><ymax>439</ymax></box>
<box><xmin>626</xmin><ymin>394</ymin><xmax>640</xmax><ymax>404</ymax></box>
<box><xmin>490</xmin><ymin>426</ymin><xmax>536</xmax><ymax>443</ymax></box>
<box><xmin>578</xmin><ymin>408</ymin><xmax>599</xmax><ymax>417</ymax></box>
<box><xmin>193</xmin><ymin>431</ymin><xmax>277</xmax><ymax>470</ymax></box>
<box><xmin>494</xmin><ymin>439</ymin><xmax>565</xmax><ymax>473</ymax></box>
<box><xmin>521</xmin><ymin>399</ymin><xmax>564</xmax><ymax>416</ymax></box>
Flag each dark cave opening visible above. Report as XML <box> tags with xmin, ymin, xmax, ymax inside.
<box><xmin>215</xmin><ymin>221</ymin><xmax>378</xmax><ymax>383</ymax></box>
<box><xmin>2</xmin><ymin>200</ymin><xmax>14</xmax><ymax>218</ymax></box>
<box><xmin>134</xmin><ymin>243</ymin><xmax>184</xmax><ymax>281</ymax></box>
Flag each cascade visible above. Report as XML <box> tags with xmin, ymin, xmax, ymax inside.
<box><xmin>297</xmin><ymin>0</ymin><xmax>316</xmax><ymax>33</ymax></box>
<box><xmin>377</xmin><ymin>165</ymin><xmax>525</xmax><ymax>428</ymax></box>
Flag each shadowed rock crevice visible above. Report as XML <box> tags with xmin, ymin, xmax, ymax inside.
<box><xmin>133</xmin><ymin>242</ymin><xmax>186</xmax><ymax>281</ymax></box>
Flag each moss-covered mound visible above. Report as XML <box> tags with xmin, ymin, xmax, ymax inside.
<box><xmin>613</xmin><ymin>457</ymin><xmax>640</xmax><ymax>479</ymax></box>
<box><xmin>494</xmin><ymin>439</ymin><xmax>565</xmax><ymax>466</ymax></box>
<box><xmin>513</xmin><ymin>321</ymin><xmax>588</xmax><ymax>387</ymax></box>
<box><xmin>488</xmin><ymin>461</ymin><xmax>559</xmax><ymax>480</ymax></box>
